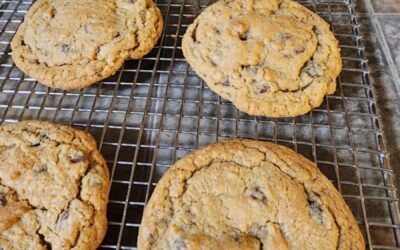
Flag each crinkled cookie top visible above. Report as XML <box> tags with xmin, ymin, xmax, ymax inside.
<box><xmin>11</xmin><ymin>0</ymin><xmax>163</xmax><ymax>90</ymax></box>
<box><xmin>0</xmin><ymin>121</ymin><xmax>109</xmax><ymax>250</ymax></box>
<box><xmin>182</xmin><ymin>0</ymin><xmax>342</xmax><ymax>117</ymax></box>
<box><xmin>138</xmin><ymin>139</ymin><xmax>364</xmax><ymax>250</ymax></box>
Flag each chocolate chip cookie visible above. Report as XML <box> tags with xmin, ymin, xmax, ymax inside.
<box><xmin>11</xmin><ymin>0</ymin><xmax>163</xmax><ymax>90</ymax></box>
<box><xmin>182</xmin><ymin>0</ymin><xmax>342</xmax><ymax>117</ymax></box>
<box><xmin>0</xmin><ymin>121</ymin><xmax>109</xmax><ymax>249</ymax></box>
<box><xmin>138</xmin><ymin>139</ymin><xmax>364</xmax><ymax>249</ymax></box>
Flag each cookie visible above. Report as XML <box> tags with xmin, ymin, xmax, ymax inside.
<box><xmin>11</xmin><ymin>0</ymin><xmax>163</xmax><ymax>90</ymax></box>
<box><xmin>138</xmin><ymin>139</ymin><xmax>364</xmax><ymax>249</ymax></box>
<box><xmin>0</xmin><ymin>121</ymin><xmax>109</xmax><ymax>249</ymax></box>
<box><xmin>182</xmin><ymin>0</ymin><xmax>342</xmax><ymax>117</ymax></box>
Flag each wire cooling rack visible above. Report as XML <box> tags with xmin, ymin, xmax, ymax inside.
<box><xmin>0</xmin><ymin>0</ymin><xmax>399</xmax><ymax>249</ymax></box>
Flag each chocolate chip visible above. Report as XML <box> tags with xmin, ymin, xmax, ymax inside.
<box><xmin>239</xmin><ymin>32</ymin><xmax>248</xmax><ymax>41</ymax></box>
<box><xmin>307</xmin><ymin>192</ymin><xmax>325</xmax><ymax>224</ymax></box>
<box><xmin>259</xmin><ymin>85</ymin><xmax>270</xmax><ymax>94</ymax></box>
<box><xmin>173</xmin><ymin>238</ymin><xmax>187</xmax><ymax>250</ymax></box>
<box><xmin>279</xmin><ymin>32</ymin><xmax>292</xmax><ymax>42</ymax></box>
<box><xmin>35</xmin><ymin>165</ymin><xmax>47</xmax><ymax>174</ymax></box>
<box><xmin>294</xmin><ymin>46</ymin><xmax>305</xmax><ymax>54</ymax></box>
<box><xmin>70</xmin><ymin>155</ymin><xmax>85</xmax><ymax>164</ymax></box>
<box><xmin>242</xmin><ymin>65</ymin><xmax>258</xmax><ymax>74</ymax></box>
<box><xmin>29</xmin><ymin>59</ymin><xmax>39</xmax><ymax>64</ymax></box>
<box><xmin>37</xmin><ymin>231</ymin><xmax>51</xmax><ymax>249</ymax></box>
<box><xmin>31</xmin><ymin>142</ymin><xmax>40</xmax><ymax>147</ymax></box>
<box><xmin>0</xmin><ymin>194</ymin><xmax>6</xmax><ymax>207</ymax></box>
<box><xmin>250</xmin><ymin>187</ymin><xmax>267</xmax><ymax>201</ymax></box>
<box><xmin>222</xmin><ymin>81</ymin><xmax>230</xmax><ymax>87</ymax></box>
<box><xmin>50</xmin><ymin>8</ymin><xmax>56</xmax><ymax>18</ymax></box>
<box><xmin>61</xmin><ymin>44</ymin><xmax>69</xmax><ymax>54</ymax></box>
<box><xmin>58</xmin><ymin>210</ymin><xmax>69</xmax><ymax>221</ymax></box>
<box><xmin>113</xmin><ymin>31</ymin><xmax>120</xmax><ymax>38</ymax></box>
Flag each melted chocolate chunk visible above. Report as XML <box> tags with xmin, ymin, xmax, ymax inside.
<box><xmin>70</xmin><ymin>155</ymin><xmax>85</xmax><ymax>164</ymax></box>
<box><xmin>0</xmin><ymin>194</ymin><xmax>6</xmax><ymax>207</ymax></box>
<box><xmin>50</xmin><ymin>8</ymin><xmax>56</xmax><ymax>18</ymax></box>
<box><xmin>222</xmin><ymin>81</ymin><xmax>230</xmax><ymax>87</ymax></box>
<box><xmin>239</xmin><ymin>32</ymin><xmax>248</xmax><ymax>41</ymax></box>
<box><xmin>31</xmin><ymin>142</ymin><xmax>40</xmax><ymax>147</ymax></box>
<box><xmin>250</xmin><ymin>187</ymin><xmax>267</xmax><ymax>201</ymax></box>
<box><xmin>34</xmin><ymin>164</ymin><xmax>47</xmax><ymax>174</ymax></box>
<box><xmin>61</xmin><ymin>44</ymin><xmax>70</xmax><ymax>54</ymax></box>
<box><xmin>37</xmin><ymin>231</ymin><xmax>51</xmax><ymax>249</ymax></box>
<box><xmin>29</xmin><ymin>59</ymin><xmax>39</xmax><ymax>64</ymax></box>
<box><xmin>259</xmin><ymin>85</ymin><xmax>270</xmax><ymax>94</ymax></box>
<box><xmin>113</xmin><ymin>31</ymin><xmax>120</xmax><ymax>38</ymax></box>
<box><xmin>242</xmin><ymin>65</ymin><xmax>258</xmax><ymax>74</ymax></box>
<box><xmin>279</xmin><ymin>32</ymin><xmax>292</xmax><ymax>42</ymax></box>
<box><xmin>173</xmin><ymin>238</ymin><xmax>187</xmax><ymax>250</ymax></box>
<box><xmin>294</xmin><ymin>46</ymin><xmax>305</xmax><ymax>54</ymax></box>
<box><xmin>307</xmin><ymin>192</ymin><xmax>325</xmax><ymax>224</ymax></box>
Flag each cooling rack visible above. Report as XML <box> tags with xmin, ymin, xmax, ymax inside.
<box><xmin>0</xmin><ymin>0</ymin><xmax>399</xmax><ymax>249</ymax></box>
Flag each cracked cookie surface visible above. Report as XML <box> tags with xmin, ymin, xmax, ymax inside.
<box><xmin>138</xmin><ymin>139</ymin><xmax>364</xmax><ymax>250</ymax></box>
<box><xmin>0</xmin><ymin>121</ymin><xmax>109</xmax><ymax>249</ymax></box>
<box><xmin>182</xmin><ymin>0</ymin><xmax>342</xmax><ymax>117</ymax></box>
<box><xmin>11</xmin><ymin>0</ymin><xmax>163</xmax><ymax>90</ymax></box>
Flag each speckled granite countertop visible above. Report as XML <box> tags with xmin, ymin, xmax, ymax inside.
<box><xmin>353</xmin><ymin>0</ymin><xmax>400</xmax><ymax>189</ymax></box>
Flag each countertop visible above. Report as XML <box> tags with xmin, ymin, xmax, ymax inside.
<box><xmin>354</xmin><ymin>0</ymin><xmax>400</xmax><ymax>190</ymax></box>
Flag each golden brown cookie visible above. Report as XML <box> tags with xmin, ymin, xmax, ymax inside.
<box><xmin>182</xmin><ymin>0</ymin><xmax>342</xmax><ymax>117</ymax></box>
<box><xmin>0</xmin><ymin>121</ymin><xmax>109</xmax><ymax>249</ymax></box>
<box><xmin>11</xmin><ymin>0</ymin><xmax>163</xmax><ymax>90</ymax></box>
<box><xmin>138</xmin><ymin>139</ymin><xmax>364</xmax><ymax>250</ymax></box>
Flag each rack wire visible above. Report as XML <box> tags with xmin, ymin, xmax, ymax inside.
<box><xmin>0</xmin><ymin>0</ymin><xmax>399</xmax><ymax>249</ymax></box>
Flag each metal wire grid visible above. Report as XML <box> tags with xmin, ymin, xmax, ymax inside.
<box><xmin>0</xmin><ymin>0</ymin><xmax>399</xmax><ymax>249</ymax></box>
